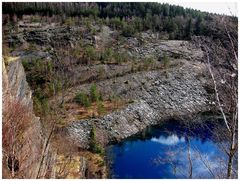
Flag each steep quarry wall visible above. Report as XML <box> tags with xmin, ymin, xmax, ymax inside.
<box><xmin>2</xmin><ymin>60</ymin><xmax>44</xmax><ymax>178</ymax></box>
<box><xmin>66</xmin><ymin>61</ymin><xmax>211</xmax><ymax>149</ymax></box>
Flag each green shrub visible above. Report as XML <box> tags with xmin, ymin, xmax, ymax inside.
<box><xmin>31</xmin><ymin>16</ymin><xmax>41</xmax><ymax>23</ymax></box>
<box><xmin>108</xmin><ymin>94</ymin><xmax>116</xmax><ymax>102</ymax></box>
<box><xmin>74</xmin><ymin>92</ymin><xmax>91</xmax><ymax>107</ymax></box>
<box><xmin>22</xmin><ymin>59</ymin><xmax>32</xmax><ymax>71</ymax></box>
<box><xmin>94</xmin><ymin>144</ymin><xmax>105</xmax><ymax>156</ymax></box>
<box><xmin>122</xmin><ymin>24</ymin><xmax>136</xmax><ymax>37</ymax></box>
<box><xmin>41</xmin><ymin>98</ymin><xmax>50</xmax><ymax>114</ymax></box>
<box><xmin>84</xmin><ymin>46</ymin><xmax>98</xmax><ymax>64</ymax></box>
<box><xmin>90</xmin><ymin>27</ymin><xmax>97</xmax><ymax>35</ymax></box>
<box><xmin>90</xmin><ymin>83</ymin><xmax>100</xmax><ymax>102</ymax></box>
<box><xmin>109</xmin><ymin>17</ymin><xmax>123</xmax><ymax>30</ymax></box>
<box><xmin>33</xmin><ymin>88</ymin><xmax>49</xmax><ymax>115</ymax></box>
<box><xmin>98</xmin><ymin>160</ymin><xmax>105</xmax><ymax>167</ymax></box>
<box><xmin>84</xmin><ymin>19</ymin><xmax>91</xmax><ymax>30</ymax></box>
<box><xmin>47</xmin><ymin>80</ymin><xmax>61</xmax><ymax>97</ymax></box>
<box><xmin>64</xmin><ymin>17</ymin><xmax>76</xmax><ymax>26</ymax></box>
<box><xmin>28</xmin><ymin>43</ymin><xmax>37</xmax><ymax>51</ymax></box>
<box><xmin>47</xmin><ymin>82</ymin><xmax>55</xmax><ymax>96</ymax></box>
<box><xmin>143</xmin><ymin>57</ymin><xmax>155</xmax><ymax>70</ymax></box>
<box><xmin>34</xmin><ymin>87</ymin><xmax>45</xmax><ymax>100</ymax></box>
<box><xmin>22</xmin><ymin>58</ymin><xmax>43</xmax><ymax>72</ymax></box>
<box><xmin>89</xmin><ymin>126</ymin><xmax>105</xmax><ymax>155</ymax></box>
<box><xmin>97</xmin><ymin>65</ymin><xmax>105</xmax><ymax>78</ymax></box>
<box><xmin>47</xmin><ymin>61</ymin><xmax>53</xmax><ymax>72</ymax></box>
<box><xmin>85</xmin><ymin>46</ymin><xmax>96</xmax><ymax>58</ymax></box>
<box><xmin>97</xmin><ymin>100</ymin><xmax>105</xmax><ymax>115</ymax></box>
<box><xmin>101</xmin><ymin>48</ymin><xmax>113</xmax><ymax>63</ymax></box>
<box><xmin>163</xmin><ymin>53</ymin><xmax>169</xmax><ymax>68</ymax></box>
<box><xmin>113</xmin><ymin>52</ymin><xmax>129</xmax><ymax>64</ymax></box>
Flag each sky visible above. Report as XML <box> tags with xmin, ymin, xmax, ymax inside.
<box><xmin>159</xmin><ymin>1</ymin><xmax>238</xmax><ymax>16</ymax></box>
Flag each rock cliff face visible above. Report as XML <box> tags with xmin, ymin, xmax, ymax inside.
<box><xmin>7</xmin><ymin>60</ymin><xmax>33</xmax><ymax>107</ymax></box>
<box><xmin>2</xmin><ymin>60</ymin><xmax>44</xmax><ymax>178</ymax></box>
<box><xmin>66</xmin><ymin>61</ymin><xmax>210</xmax><ymax>149</ymax></box>
<box><xmin>119</xmin><ymin>38</ymin><xmax>204</xmax><ymax>61</ymax></box>
<box><xmin>9</xmin><ymin>25</ymin><xmax>203</xmax><ymax>61</ymax></box>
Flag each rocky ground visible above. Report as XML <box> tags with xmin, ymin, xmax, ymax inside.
<box><xmin>65</xmin><ymin>60</ymin><xmax>211</xmax><ymax>149</ymax></box>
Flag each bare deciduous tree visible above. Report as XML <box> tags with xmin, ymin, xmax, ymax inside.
<box><xmin>2</xmin><ymin>99</ymin><xmax>31</xmax><ymax>178</ymax></box>
<box><xmin>196</xmin><ymin>17</ymin><xmax>238</xmax><ymax>178</ymax></box>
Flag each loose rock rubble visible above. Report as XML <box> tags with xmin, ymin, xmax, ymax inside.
<box><xmin>66</xmin><ymin>61</ymin><xmax>210</xmax><ymax>149</ymax></box>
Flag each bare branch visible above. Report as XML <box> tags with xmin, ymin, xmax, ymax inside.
<box><xmin>203</xmin><ymin>46</ymin><xmax>231</xmax><ymax>132</ymax></box>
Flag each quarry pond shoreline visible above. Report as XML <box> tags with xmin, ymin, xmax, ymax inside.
<box><xmin>65</xmin><ymin>61</ymin><xmax>212</xmax><ymax>149</ymax></box>
<box><xmin>65</xmin><ymin>107</ymin><xmax>216</xmax><ymax>150</ymax></box>
<box><xmin>105</xmin><ymin>113</ymin><xmax>224</xmax><ymax>146</ymax></box>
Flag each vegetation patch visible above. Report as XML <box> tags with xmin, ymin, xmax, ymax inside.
<box><xmin>89</xmin><ymin>126</ymin><xmax>105</xmax><ymax>156</ymax></box>
<box><xmin>74</xmin><ymin>92</ymin><xmax>91</xmax><ymax>108</ymax></box>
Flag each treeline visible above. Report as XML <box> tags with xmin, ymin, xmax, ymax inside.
<box><xmin>2</xmin><ymin>2</ymin><xmax>205</xmax><ymax>18</ymax></box>
<box><xmin>3</xmin><ymin>2</ymin><xmax>99</xmax><ymax>17</ymax></box>
<box><xmin>2</xmin><ymin>2</ymin><xmax>238</xmax><ymax>41</ymax></box>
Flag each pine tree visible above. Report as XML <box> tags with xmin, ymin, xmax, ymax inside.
<box><xmin>185</xmin><ymin>18</ymin><xmax>193</xmax><ymax>39</ymax></box>
<box><xmin>195</xmin><ymin>15</ymin><xmax>203</xmax><ymax>35</ymax></box>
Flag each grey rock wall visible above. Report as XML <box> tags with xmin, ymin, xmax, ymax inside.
<box><xmin>3</xmin><ymin>60</ymin><xmax>44</xmax><ymax>178</ymax></box>
<box><xmin>66</xmin><ymin>61</ymin><xmax>210</xmax><ymax>149</ymax></box>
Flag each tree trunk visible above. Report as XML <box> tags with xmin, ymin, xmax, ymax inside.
<box><xmin>11</xmin><ymin>157</ymin><xmax>15</xmax><ymax>178</ymax></box>
<box><xmin>227</xmin><ymin>148</ymin><xmax>234</xmax><ymax>178</ymax></box>
<box><xmin>227</xmin><ymin>132</ymin><xmax>236</xmax><ymax>179</ymax></box>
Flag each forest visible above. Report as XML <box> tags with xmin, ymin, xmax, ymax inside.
<box><xmin>3</xmin><ymin>2</ymin><xmax>238</xmax><ymax>41</ymax></box>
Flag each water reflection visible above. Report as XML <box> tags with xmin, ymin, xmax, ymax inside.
<box><xmin>151</xmin><ymin>134</ymin><xmax>185</xmax><ymax>145</ymax></box>
<box><xmin>106</xmin><ymin>120</ymin><xmax>236</xmax><ymax>179</ymax></box>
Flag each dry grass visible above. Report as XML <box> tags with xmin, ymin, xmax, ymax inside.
<box><xmin>53</xmin><ymin>151</ymin><xmax>106</xmax><ymax>179</ymax></box>
<box><xmin>78</xmin><ymin>150</ymin><xmax>107</xmax><ymax>178</ymax></box>
<box><xmin>54</xmin><ymin>154</ymin><xmax>82</xmax><ymax>179</ymax></box>
<box><xmin>3</xmin><ymin>56</ymin><xmax>20</xmax><ymax>64</ymax></box>
<box><xmin>51</xmin><ymin>133</ymin><xmax>107</xmax><ymax>179</ymax></box>
<box><xmin>56</xmin><ymin>99</ymin><xmax>129</xmax><ymax>127</ymax></box>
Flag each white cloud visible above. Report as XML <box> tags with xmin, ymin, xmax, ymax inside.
<box><xmin>151</xmin><ymin>134</ymin><xmax>185</xmax><ymax>145</ymax></box>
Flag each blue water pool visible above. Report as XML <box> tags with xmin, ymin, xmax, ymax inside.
<box><xmin>106</xmin><ymin>120</ymin><xmax>234</xmax><ymax>179</ymax></box>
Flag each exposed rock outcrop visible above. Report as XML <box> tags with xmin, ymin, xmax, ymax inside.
<box><xmin>66</xmin><ymin>61</ymin><xmax>210</xmax><ymax>148</ymax></box>
<box><xmin>125</xmin><ymin>39</ymin><xmax>204</xmax><ymax>61</ymax></box>
<box><xmin>7</xmin><ymin>60</ymin><xmax>33</xmax><ymax>107</ymax></box>
<box><xmin>8</xmin><ymin>25</ymin><xmax>204</xmax><ymax>61</ymax></box>
<box><xmin>2</xmin><ymin>59</ymin><xmax>44</xmax><ymax>178</ymax></box>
